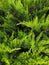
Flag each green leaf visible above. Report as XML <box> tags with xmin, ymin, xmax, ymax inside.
<box><xmin>0</xmin><ymin>44</ymin><xmax>21</xmax><ymax>53</ymax></box>
<box><xmin>17</xmin><ymin>16</ymin><xmax>39</xmax><ymax>30</ymax></box>
<box><xmin>36</xmin><ymin>32</ymin><xmax>43</xmax><ymax>42</ymax></box>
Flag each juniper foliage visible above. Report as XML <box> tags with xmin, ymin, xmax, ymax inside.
<box><xmin>0</xmin><ymin>0</ymin><xmax>49</xmax><ymax>65</ymax></box>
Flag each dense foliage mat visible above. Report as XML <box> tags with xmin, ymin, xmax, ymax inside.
<box><xmin>0</xmin><ymin>0</ymin><xmax>49</xmax><ymax>65</ymax></box>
